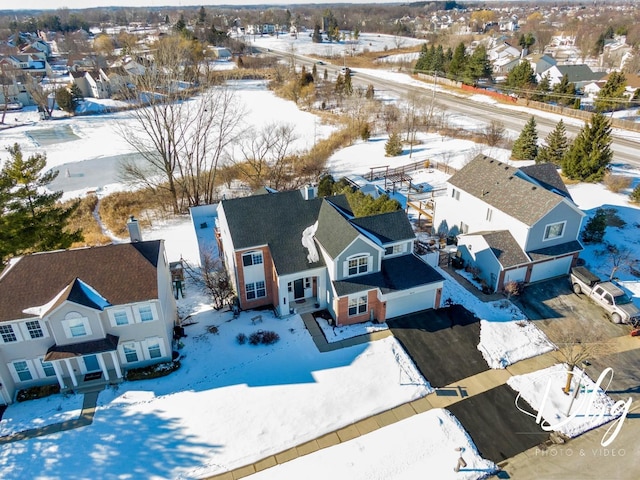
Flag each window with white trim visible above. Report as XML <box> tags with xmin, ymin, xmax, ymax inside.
<box><xmin>26</xmin><ymin>320</ymin><xmax>44</xmax><ymax>339</ymax></box>
<box><xmin>40</xmin><ymin>358</ymin><xmax>56</xmax><ymax>377</ymax></box>
<box><xmin>385</xmin><ymin>244</ymin><xmax>404</xmax><ymax>256</ymax></box>
<box><xmin>123</xmin><ymin>343</ymin><xmax>139</xmax><ymax>363</ymax></box>
<box><xmin>246</xmin><ymin>281</ymin><xmax>266</xmax><ymax>300</ymax></box>
<box><xmin>0</xmin><ymin>325</ymin><xmax>17</xmax><ymax>343</ymax></box>
<box><xmin>544</xmin><ymin>221</ymin><xmax>565</xmax><ymax>240</ymax></box>
<box><xmin>114</xmin><ymin>311</ymin><xmax>129</xmax><ymax>326</ymax></box>
<box><xmin>348</xmin><ymin>255</ymin><xmax>369</xmax><ymax>276</ymax></box>
<box><xmin>13</xmin><ymin>360</ymin><xmax>33</xmax><ymax>381</ymax></box>
<box><xmin>242</xmin><ymin>251</ymin><xmax>263</xmax><ymax>267</ymax></box>
<box><xmin>348</xmin><ymin>295</ymin><xmax>368</xmax><ymax>316</ymax></box>
<box><xmin>138</xmin><ymin>305</ymin><xmax>154</xmax><ymax>322</ymax></box>
<box><xmin>62</xmin><ymin>313</ymin><xmax>91</xmax><ymax>339</ymax></box>
<box><xmin>147</xmin><ymin>339</ymin><xmax>162</xmax><ymax>359</ymax></box>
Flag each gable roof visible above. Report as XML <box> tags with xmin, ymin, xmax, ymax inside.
<box><xmin>0</xmin><ymin>241</ymin><xmax>162</xmax><ymax>323</ymax></box>
<box><xmin>519</xmin><ymin>163</ymin><xmax>572</xmax><ymax>199</ymax></box>
<box><xmin>448</xmin><ymin>155</ymin><xmax>568</xmax><ymax>226</ymax></box>
<box><xmin>555</xmin><ymin>64</ymin><xmax>604</xmax><ymax>83</ymax></box>
<box><xmin>314</xmin><ymin>199</ymin><xmax>360</xmax><ymax>259</ymax></box>
<box><xmin>467</xmin><ymin>230</ymin><xmax>530</xmax><ymax>268</ymax></box>
<box><xmin>221</xmin><ymin>190</ymin><xmax>324</xmax><ymax>275</ymax></box>
<box><xmin>350</xmin><ymin>210</ymin><xmax>416</xmax><ymax>245</ymax></box>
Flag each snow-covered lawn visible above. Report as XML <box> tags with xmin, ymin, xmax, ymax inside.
<box><xmin>247</xmin><ymin>408</ymin><xmax>497</xmax><ymax>480</ymax></box>
<box><xmin>0</xmin><ymin>297</ymin><xmax>433</xmax><ymax>479</ymax></box>
<box><xmin>0</xmin><ymin>392</ymin><xmax>83</xmax><ymax>437</ymax></box>
<box><xmin>508</xmin><ymin>364</ymin><xmax>623</xmax><ymax>439</ymax></box>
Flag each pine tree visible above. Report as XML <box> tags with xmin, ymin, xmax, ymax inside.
<box><xmin>562</xmin><ymin>112</ymin><xmax>613</xmax><ymax>182</ymax></box>
<box><xmin>595</xmin><ymin>71</ymin><xmax>627</xmax><ymax>112</ymax></box>
<box><xmin>463</xmin><ymin>45</ymin><xmax>492</xmax><ymax>85</ymax></box>
<box><xmin>55</xmin><ymin>87</ymin><xmax>76</xmax><ymax>114</ymax></box>
<box><xmin>533</xmin><ymin>73</ymin><xmax>551</xmax><ymax>102</ymax></box>
<box><xmin>344</xmin><ymin>71</ymin><xmax>353</xmax><ymax>96</ymax></box>
<box><xmin>0</xmin><ymin>144</ymin><xmax>82</xmax><ymax>266</ymax></box>
<box><xmin>447</xmin><ymin>42</ymin><xmax>467</xmax><ymax>81</ymax></box>
<box><xmin>505</xmin><ymin>60</ymin><xmax>536</xmax><ymax>91</ymax></box>
<box><xmin>385</xmin><ymin>132</ymin><xmax>403</xmax><ymax>157</ymax></box>
<box><xmin>414</xmin><ymin>43</ymin><xmax>429</xmax><ymax>73</ymax></box>
<box><xmin>312</xmin><ymin>24</ymin><xmax>322</xmax><ymax>43</ymax></box>
<box><xmin>536</xmin><ymin>119</ymin><xmax>568</xmax><ymax>165</ymax></box>
<box><xmin>551</xmin><ymin>74</ymin><xmax>577</xmax><ymax>106</ymax></box>
<box><xmin>511</xmin><ymin>116</ymin><xmax>538</xmax><ymax>161</ymax></box>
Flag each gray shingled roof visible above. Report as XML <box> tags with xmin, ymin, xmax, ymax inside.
<box><xmin>528</xmin><ymin>240</ymin><xmax>583</xmax><ymax>261</ymax></box>
<box><xmin>556</xmin><ymin>64</ymin><xmax>604</xmax><ymax>83</ymax></box>
<box><xmin>314</xmin><ymin>199</ymin><xmax>360</xmax><ymax>258</ymax></box>
<box><xmin>333</xmin><ymin>254</ymin><xmax>444</xmax><ymax>296</ymax></box>
<box><xmin>44</xmin><ymin>334</ymin><xmax>120</xmax><ymax>361</ymax></box>
<box><xmin>0</xmin><ymin>241</ymin><xmax>161</xmax><ymax>323</ymax></box>
<box><xmin>520</xmin><ymin>163</ymin><xmax>572</xmax><ymax>199</ymax></box>
<box><xmin>448</xmin><ymin>154</ymin><xmax>566</xmax><ymax>226</ymax></box>
<box><xmin>351</xmin><ymin>210</ymin><xmax>416</xmax><ymax>245</ymax></box>
<box><xmin>472</xmin><ymin>230</ymin><xmax>531</xmax><ymax>268</ymax></box>
<box><xmin>221</xmin><ymin>190</ymin><xmax>324</xmax><ymax>275</ymax></box>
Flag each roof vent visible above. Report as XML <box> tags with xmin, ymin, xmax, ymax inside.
<box><xmin>532</xmin><ymin>186</ymin><xmax>537</xmax><ymax>190</ymax></box>
<box><xmin>508</xmin><ymin>176</ymin><xmax>513</xmax><ymax>180</ymax></box>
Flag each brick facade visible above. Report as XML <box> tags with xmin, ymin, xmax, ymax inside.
<box><xmin>336</xmin><ymin>290</ymin><xmax>385</xmax><ymax>326</ymax></box>
<box><xmin>235</xmin><ymin>247</ymin><xmax>276</xmax><ymax>310</ymax></box>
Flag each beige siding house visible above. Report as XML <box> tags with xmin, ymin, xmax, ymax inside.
<box><xmin>0</xmin><ymin>240</ymin><xmax>177</xmax><ymax>405</ymax></box>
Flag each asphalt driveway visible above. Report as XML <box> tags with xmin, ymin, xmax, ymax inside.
<box><xmin>447</xmin><ymin>384</ymin><xmax>549</xmax><ymax>463</ymax></box>
<box><xmin>387</xmin><ymin>305</ymin><xmax>486</xmax><ymax>387</ymax></box>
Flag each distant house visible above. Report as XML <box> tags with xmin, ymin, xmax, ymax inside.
<box><xmin>71</xmin><ymin>69</ymin><xmax>111</xmax><ymax>99</ymax></box>
<box><xmin>526</xmin><ymin>53</ymin><xmax>557</xmax><ymax>77</ymax></box>
<box><xmin>539</xmin><ymin>64</ymin><xmax>605</xmax><ymax>89</ymax></box>
<box><xmin>488</xmin><ymin>42</ymin><xmax>521</xmax><ymax>74</ymax></box>
<box><xmin>0</xmin><ymin>237</ymin><xmax>177</xmax><ymax>405</ymax></box>
<box><xmin>216</xmin><ymin>188</ymin><xmax>444</xmax><ymax>325</ymax></box>
<box><xmin>433</xmin><ymin>155</ymin><xmax>585</xmax><ymax>292</ymax></box>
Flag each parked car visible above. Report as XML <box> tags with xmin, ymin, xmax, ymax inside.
<box><xmin>570</xmin><ymin>266</ymin><xmax>640</xmax><ymax>325</ymax></box>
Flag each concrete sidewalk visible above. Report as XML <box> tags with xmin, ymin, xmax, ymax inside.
<box><xmin>0</xmin><ymin>390</ymin><xmax>99</xmax><ymax>445</ymax></box>
<box><xmin>300</xmin><ymin>313</ymin><xmax>392</xmax><ymax>352</ymax></box>
<box><xmin>205</xmin><ymin>329</ymin><xmax>640</xmax><ymax>480</ymax></box>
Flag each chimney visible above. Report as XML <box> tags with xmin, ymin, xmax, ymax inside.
<box><xmin>127</xmin><ymin>215</ymin><xmax>142</xmax><ymax>242</ymax></box>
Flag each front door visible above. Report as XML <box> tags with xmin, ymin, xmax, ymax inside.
<box><xmin>83</xmin><ymin>355</ymin><xmax>101</xmax><ymax>373</ymax></box>
<box><xmin>294</xmin><ymin>279</ymin><xmax>304</xmax><ymax>299</ymax></box>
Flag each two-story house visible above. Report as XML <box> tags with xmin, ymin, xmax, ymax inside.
<box><xmin>0</xmin><ymin>239</ymin><xmax>177</xmax><ymax>405</ymax></box>
<box><xmin>433</xmin><ymin>155</ymin><xmax>585</xmax><ymax>292</ymax></box>
<box><xmin>216</xmin><ymin>189</ymin><xmax>444</xmax><ymax>326</ymax></box>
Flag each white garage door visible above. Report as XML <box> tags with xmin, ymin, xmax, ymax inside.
<box><xmin>503</xmin><ymin>266</ymin><xmax>528</xmax><ymax>287</ymax></box>
<box><xmin>529</xmin><ymin>256</ymin><xmax>573</xmax><ymax>283</ymax></box>
<box><xmin>385</xmin><ymin>289</ymin><xmax>435</xmax><ymax>319</ymax></box>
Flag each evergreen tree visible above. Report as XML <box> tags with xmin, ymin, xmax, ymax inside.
<box><xmin>505</xmin><ymin>59</ymin><xmax>536</xmax><ymax>91</ymax></box>
<box><xmin>518</xmin><ymin>32</ymin><xmax>535</xmax><ymax>51</ymax></box>
<box><xmin>317</xmin><ymin>174</ymin><xmax>335</xmax><ymax>197</ymax></box>
<box><xmin>595</xmin><ymin>71</ymin><xmax>627</xmax><ymax>112</ymax></box>
<box><xmin>447</xmin><ymin>42</ymin><xmax>467</xmax><ymax>81</ymax></box>
<box><xmin>197</xmin><ymin>6</ymin><xmax>206</xmax><ymax>25</ymax></box>
<box><xmin>463</xmin><ymin>45</ymin><xmax>491</xmax><ymax>85</ymax></box>
<box><xmin>365</xmin><ymin>84</ymin><xmax>375</xmax><ymax>99</ymax></box>
<box><xmin>385</xmin><ymin>132</ymin><xmax>403</xmax><ymax>156</ymax></box>
<box><xmin>55</xmin><ymin>87</ymin><xmax>77</xmax><ymax>114</ymax></box>
<box><xmin>344</xmin><ymin>71</ymin><xmax>353</xmax><ymax>96</ymax></box>
<box><xmin>562</xmin><ymin>112</ymin><xmax>613</xmax><ymax>182</ymax></box>
<box><xmin>432</xmin><ymin>44</ymin><xmax>445</xmax><ymax>73</ymax></box>
<box><xmin>533</xmin><ymin>73</ymin><xmax>551</xmax><ymax>102</ymax></box>
<box><xmin>511</xmin><ymin>116</ymin><xmax>538</xmax><ymax>161</ymax></box>
<box><xmin>536</xmin><ymin>119</ymin><xmax>568</xmax><ymax>165</ymax></box>
<box><xmin>312</xmin><ymin>24</ymin><xmax>322</xmax><ymax>43</ymax></box>
<box><xmin>581</xmin><ymin>208</ymin><xmax>607</xmax><ymax>243</ymax></box>
<box><xmin>414</xmin><ymin>43</ymin><xmax>429</xmax><ymax>73</ymax></box>
<box><xmin>0</xmin><ymin>144</ymin><xmax>82</xmax><ymax>266</ymax></box>
<box><xmin>551</xmin><ymin>74</ymin><xmax>577</xmax><ymax>106</ymax></box>
<box><xmin>70</xmin><ymin>83</ymin><xmax>83</xmax><ymax>103</ymax></box>
<box><xmin>630</xmin><ymin>184</ymin><xmax>640</xmax><ymax>204</ymax></box>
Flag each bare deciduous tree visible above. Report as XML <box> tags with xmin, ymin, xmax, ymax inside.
<box><xmin>482</xmin><ymin>120</ymin><xmax>507</xmax><ymax>147</ymax></box>
<box><xmin>118</xmin><ymin>34</ymin><xmax>245</xmax><ymax>212</ymax></box>
<box><xmin>24</xmin><ymin>74</ymin><xmax>54</xmax><ymax>119</ymax></box>
<box><xmin>200</xmin><ymin>250</ymin><xmax>234</xmax><ymax>310</ymax></box>
<box><xmin>553</xmin><ymin>333</ymin><xmax>612</xmax><ymax>395</ymax></box>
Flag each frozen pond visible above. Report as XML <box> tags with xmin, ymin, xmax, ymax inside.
<box><xmin>45</xmin><ymin>152</ymin><xmax>145</xmax><ymax>194</ymax></box>
<box><xmin>25</xmin><ymin>124</ymin><xmax>80</xmax><ymax>146</ymax></box>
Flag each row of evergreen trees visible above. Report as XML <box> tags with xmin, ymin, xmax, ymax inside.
<box><xmin>0</xmin><ymin>144</ymin><xmax>81</xmax><ymax>269</ymax></box>
<box><xmin>413</xmin><ymin>41</ymin><xmax>492</xmax><ymax>86</ymax></box>
<box><xmin>511</xmin><ymin>112</ymin><xmax>613</xmax><ymax>182</ymax></box>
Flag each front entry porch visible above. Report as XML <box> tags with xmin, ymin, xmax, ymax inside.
<box><xmin>44</xmin><ymin>334</ymin><xmax>123</xmax><ymax>393</ymax></box>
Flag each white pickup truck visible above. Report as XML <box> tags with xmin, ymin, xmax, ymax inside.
<box><xmin>570</xmin><ymin>266</ymin><xmax>640</xmax><ymax>325</ymax></box>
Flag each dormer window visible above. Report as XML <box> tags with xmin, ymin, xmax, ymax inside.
<box><xmin>385</xmin><ymin>244</ymin><xmax>404</xmax><ymax>256</ymax></box>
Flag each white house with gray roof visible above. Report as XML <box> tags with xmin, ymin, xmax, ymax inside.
<box><xmin>433</xmin><ymin>155</ymin><xmax>585</xmax><ymax>292</ymax></box>
<box><xmin>216</xmin><ymin>188</ymin><xmax>444</xmax><ymax>326</ymax></box>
